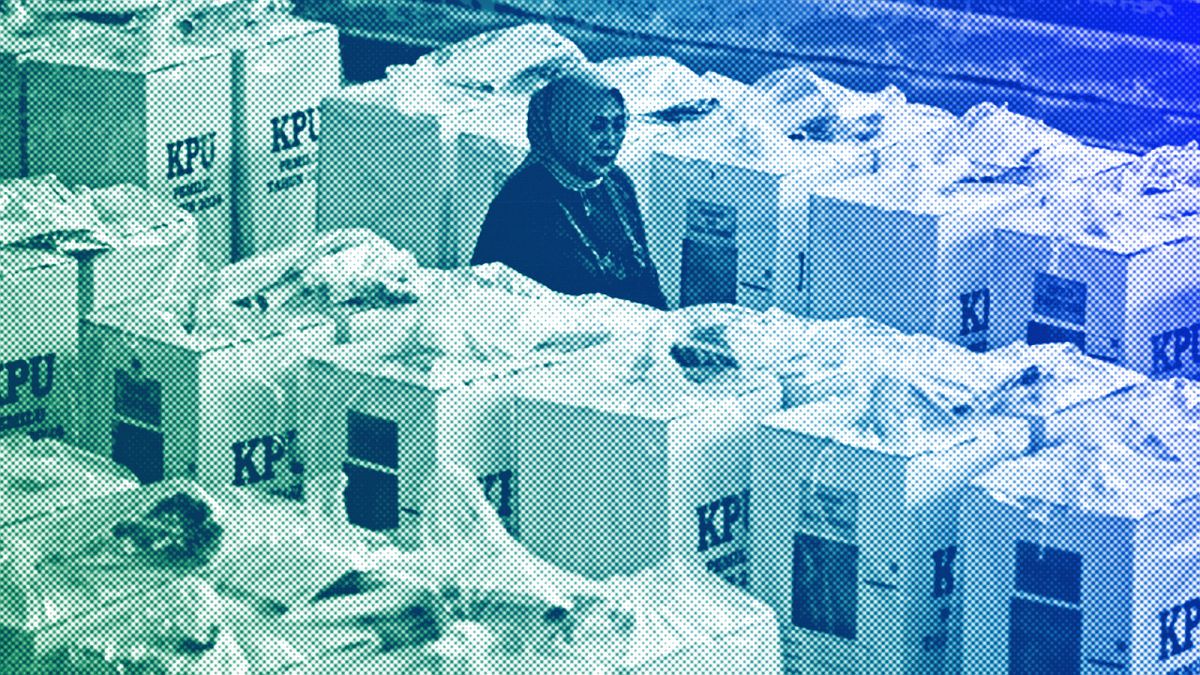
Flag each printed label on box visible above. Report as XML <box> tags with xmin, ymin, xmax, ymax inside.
<box><xmin>959</xmin><ymin>288</ymin><xmax>991</xmax><ymax>352</ymax></box>
<box><xmin>112</xmin><ymin>366</ymin><xmax>166</xmax><ymax>484</ymax></box>
<box><xmin>1008</xmin><ymin>541</ymin><xmax>1083</xmax><ymax>675</ymax></box>
<box><xmin>0</xmin><ymin>353</ymin><xmax>63</xmax><ymax>441</ymax></box>
<box><xmin>1032</xmin><ymin>273</ymin><xmax>1087</xmax><ymax>326</ymax></box>
<box><xmin>231</xmin><ymin>429</ymin><xmax>302</xmax><ymax>499</ymax></box>
<box><xmin>1150</xmin><ymin>322</ymin><xmax>1200</xmax><ymax>375</ymax></box>
<box><xmin>792</xmin><ymin>482</ymin><xmax>859</xmax><ymax>640</ymax></box>
<box><xmin>680</xmin><ymin>199</ymin><xmax>737</xmax><ymax>308</ymax></box>
<box><xmin>347</xmin><ymin>409</ymin><xmax>399</xmax><ymax>469</ymax></box>
<box><xmin>266</xmin><ymin>108</ymin><xmax>319</xmax><ymax>196</ymax></box>
<box><xmin>697</xmin><ymin>488</ymin><xmax>751</xmax><ymax>589</ymax></box>
<box><xmin>343</xmin><ymin>461</ymin><xmax>400</xmax><ymax>531</ymax></box>
<box><xmin>166</xmin><ymin>131</ymin><xmax>227</xmax><ymax>218</ymax></box>
<box><xmin>1027</xmin><ymin>321</ymin><xmax>1087</xmax><ymax>352</ymax></box>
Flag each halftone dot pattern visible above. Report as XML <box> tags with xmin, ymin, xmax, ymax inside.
<box><xmin>1</xmin><ymin>0</ymin><xmax>1199</xmax><ymax>671</ymax></box>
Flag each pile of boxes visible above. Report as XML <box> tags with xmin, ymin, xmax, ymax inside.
<box><xmin>7</xmin><ymin>15</ymin><xmax>1200</xmax><ymax>675</ymax></box>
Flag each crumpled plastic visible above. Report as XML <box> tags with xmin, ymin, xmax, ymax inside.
<box><xmin>982</xmin><ymin>341</ymin><xmax>1147</xmax><ymax>419</ymax></box>
<box><xmin>0</xmin><ymin>436</ymin><xmax>137</xmax><ymax>528</ymax></box>
<box><xmin>410</xmin><ymin>24</ymin><xmax>586</xmax><ymax>95</ymax></box>
<box><xmin>184</xmin><ymin>229</ymin><xmax>423</xmax><ymax>336</ymax></box>
<box><xmin>274</xmin><ymin>462</ymin><xmax>776</xmax><ymax>674</ymax></box>
<box><xmin>30</xmin><ymin>575</ymin><xmax>251</xmax><ymax>675</ymax></box>
<box><xmin>0</xmin><ymin>176</ymin><xmax>102</xmax><ymax>249</ymax></box>
<box><xmin>737</xmin><ymin>65</ymin><xmax>907</xmax><ymax>143</ymax></box>
<box><xmin>931</xmin><ymin>102</ymin><xmax>1080</xmax><ymax>180</ymax></box>
<box><xmin>593</xmin><ymin>56</ymin><xmax>718</xmax><ymax>120</ymax></box>
<box><xmin>667</xmin><ymin>107</ymin><xmax>814</xmax><ymax>172</ymax></box>
<box><xmin>782</xmin><ymin>323</ymin><xmax>1015</xmax><ymax>415</ymax></box>
<box><xmin>1047</xmin><ymin>379</ymin><xmax>1200</xmax><ymax>466</ymax></box>
<box><xmin>976</xmin><ymin>440</ymin><xmax>1200</xmax><ymax>521</ymax></box>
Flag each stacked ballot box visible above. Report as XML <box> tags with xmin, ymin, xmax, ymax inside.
<box><xmin>989</xmin><ymin>204</ymin><xmax>1200</xmax><ymax>379</ymax></box>
<box><xmin>959</xmin><ymin>454</ymin><xmax>1200</xmax><ymax>675</ymax></box>
<box><xmin>75</xmin><ymin>198</ymin><xmax>206</xmax><ymax>318</ymax></box>
<box><xmin>514</xmin><ymin>365</ymin><xmax>781</xmax><ymax>583</ymax></box>
<box><xmin>24</xmin><ymin>44</ymin><xmax>233</xmax><ymax>268</ymax></box>
<box><xmin>807</xmin><ymin>170</ymin><xmax>1032</xmax><ymax>352</ymax></box>
<box><xmin>317</xmin><ymin>78</ymin><xmax>496</xmax><ymax>269</ymax></box>
<box><xmin>194</xmin><ymin>18</ymin><xmax>340</xmax><ymax>261</ymax></box>
<box><xmin>300</xmin><ymin>337</ymin><xmax>571</xmax><ymax>540</ymax></box>
<box><xmin>0</xmin><ymin>249</ymin><xmax>77</xmax><ymax>444</ymax></box>
<box><xmin>751</xmin><ymin>400</ymin><xmax>1028</xmax><ymax>675</ymax></box>
<box><xmin>644</xmin><ymin>137</ymin><xmax>874</xmax><ymax>313</ymax></box>
<box><xmin>449</xmin><ymin>101</ymin><xmax>672</xmax><ymax>269</ymax></box>
<box><xmin>80</xmin><ymin>301</ymin><xmax>335</xmax><ymax>498</ymax></box>
<box><xmin>0</xmin><ymin>19</ymin><xmax>106</xmax><ymax>180</ymax></box>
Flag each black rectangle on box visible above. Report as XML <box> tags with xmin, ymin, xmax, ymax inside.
<box><xmin>792</xmin><ymin>532</ymin><xmax>859</xmax><ymax>640</ymax></box>
<box><xmin>112</xmin><ymin>421</ymin><xmax>164</xmax><ymax>485</ymax></box>
<box><xmin>342</xmin><ymin>462</ymin><xmax>398</xmax><ymax>531</ymax></box>
<box><xmin>1026</xmin><ymin>321</ymin><xmax>1086</xmax><ymax>352</ymax></box>
<box><xmin>1013</xmin><ymin>541</ymin><xmax>1082</xmax><ymax>605</ymax></box>
<box><xmin>1032</xmin><ymin>273</ymin><xmax>1087</xmax><ymax>326</ymax></box>
<box><xmin>1008</xmin><ymin>597</ymin><xmax>1082</xmax><ymax>675</ymax></box>
<box><xmin>346</xmin><ymin>409</ymin><xmax>398</xmax><ymax>468</ymax></box>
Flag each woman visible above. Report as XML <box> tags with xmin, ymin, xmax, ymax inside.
<box><xmin>471</xmin><ymin>67</ymin><xmax>668</xmax><ymax>310</ymax></box>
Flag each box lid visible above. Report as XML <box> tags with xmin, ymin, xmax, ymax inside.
<box><xmin>815</xmin><ymin>164</ymin><xmax>1031</xmax><ymax>216</ymax></box>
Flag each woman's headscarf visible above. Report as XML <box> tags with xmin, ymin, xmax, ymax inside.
<box><xmin>524</xmin><ymin>65</ymin><xmax>626</xmax><ymax>192</ymax></box>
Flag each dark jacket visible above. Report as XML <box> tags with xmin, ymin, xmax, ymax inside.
<box><xmin>471</xmin><ymin>162</ymin><xmax>668</xmax><ymax>310</ymax></box>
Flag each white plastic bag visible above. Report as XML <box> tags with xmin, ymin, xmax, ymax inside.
<box><xmin>412</xmin><ymin>23</ymin><xmax>586</xmax><ymax>94</ymax></box>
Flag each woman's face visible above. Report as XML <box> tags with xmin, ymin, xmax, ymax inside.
<box><xmin>555</xmin><ymin>91</ymin><xmax>628</xmax><ymax>181</ymax></box>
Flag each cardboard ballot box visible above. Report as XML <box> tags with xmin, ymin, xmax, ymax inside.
<box><xmin>317</xmin><ymin>77</ymin><xmax>495</xmax><ymax>269</ymax></box>
<box><xmin>0</xmin><ymin>248</ymin><xmax>76</xmax><ymax>443</ymax></box>
<box><xmin>959</xmin><ymin>446</ymin><xmax>1200</xmax><ymax>675</ymax></box>
<box><xmin>449</xmin><ymin>101</ymin><xmax>672</xmax><ymax>269</ymax></box>
<box><xmin>514</xmin><ymin>363</ymin><xmax>781</xmax><ymax>583</ymax></box>
<box><xmin>80</xmin><ymin>300</ymin><xmax>335</xmax><ymax>497</ymax></box>
<box><xmin>301</xmin><ymin>338</ymin><xmax>561</xmax><ymax>539</ymax></box>
<box><xmin>989</xmin><ymin>204</ymin><xmax>1200</xmax><ymax>378</ymax></box>
<box><xmin>751</xmin><ymin>389</ymin><xmax>1028</xmax><ymax>675</ymax></box>
<box><xmin>0</xmin><ymin>19</ymin><xmax>106</xmax><ymax>180</ymax></box>
<box><xmin>807</xmin><ymin>168</ymin><xmax>1032</xmax><ymax>352</ymax></box>
<box><xmin>644</xmin><ymin>131</ymin><xmax>873</xmax><ymax>313</ymax></box>
<box><xmin>71</xmin><ymin>186</ymin><xmax>206</xmax><ymax>318</ymax></box>
<box><xmin>191</xmin><ymin>17</ymin><xmax>340</xmax><ymax>261</ymax></box>
<box><xmin>24</xmin><ymin>43</ymin><xmax>233</xmax><ymax>268</ymax></box>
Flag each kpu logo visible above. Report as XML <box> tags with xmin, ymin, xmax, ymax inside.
<box><xmin>1151</xmin><ymin>323</ymin><xmax>1200</xmax><ymax>375</ymax></box>
<box><xmin>1161</xmin><ymin>598</ymin><xmax>1200</xmax><ymax>662</ymax></box>
<box><xmin>231</xmin><ymin>430</ymin><xmax>299</xmax><ymax>487</ymax></box>
<box><xmin>166</xmin><ymin>132</ymin><xmax>217</xmax><ymax>179</ymax></box>
<box><xmin>271</xmin><ymin>108</ymin><xmax>319</xmax><ymax>153</ymax></box>
<box><xmin>697</xmin><ymin>489</ymin><xmax>749</xmax><ymax>553</ymax></box>
<box><xmin>0</xmin><ymin>354</ymin><xmax>55</xmax><ymax>406</ymax></box>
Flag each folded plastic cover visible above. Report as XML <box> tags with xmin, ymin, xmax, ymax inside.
<box><xmin>740</xmin><ymin>65</ymin><xmax>907</xmax><ymax>143</ymax></box>
<box><xmin>411</xmin><ymin>23</ymin><xmax>586</xmax><ymax>95</ymax></box>
<box><xmin>594</xmin><ymin>56</ymin><xmax>717</xmax><ymax>117</ymax></box>
<box><xmin>0</xmin><ymin>437</ymin><xmax>137</xmax><ymax>529</ymax></box>
<box><xmin>932</xmin><ymin>102</ymin><xmax>1079</xmax><ymax>178</ymax></box>
<box><xmin>976</xmin><ymin>440</ymin><xmax>1200</xmax><ymax>521</ymax></box>
<box><xmin>983</xmin><ymin>341</ymin><xmax>1147</xmax><ymax>417</ymax></box>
